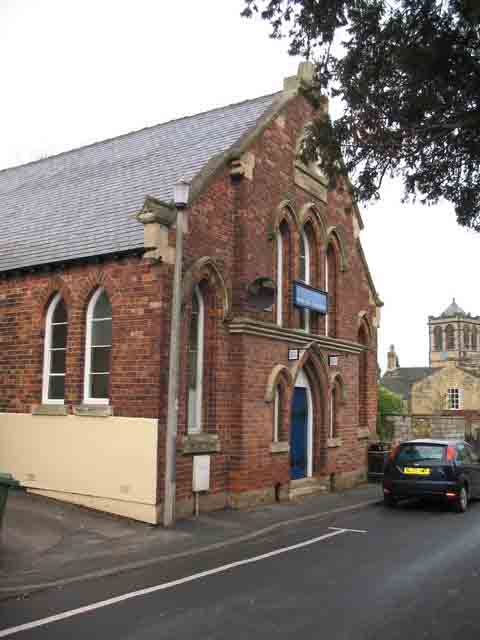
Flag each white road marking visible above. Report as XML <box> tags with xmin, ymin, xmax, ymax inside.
<box><xmin>0</xmin><ymin>526</ymin><xmax>367</xmax><ymax>638</ymax></box>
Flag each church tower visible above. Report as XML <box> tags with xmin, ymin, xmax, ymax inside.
<box><xmin>428</xmin><ymin>299</ymin><xmax>480</xmax><ymax>369</ymax></box>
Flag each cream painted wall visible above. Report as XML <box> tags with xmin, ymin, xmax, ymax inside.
<box><xmin>0</xmin><ymin>413</ymin><xmax>158</xmax><ymax>507</ymax></box>
<box><xmin>411</xmin><ymin>364</ymin><xmax>480</xmax><ymax>414</ymax></box>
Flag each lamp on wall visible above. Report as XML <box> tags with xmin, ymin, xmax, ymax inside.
<box><xmin>163</xmin><ymin>178</ymin><xmax>190</xmax><ymax>527</ymax></box>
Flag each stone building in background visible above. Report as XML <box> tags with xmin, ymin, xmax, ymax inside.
<box><xmin>381</xmin><ymin>301</ymin><xmax>480</xmax><ymax>441</ymax></box>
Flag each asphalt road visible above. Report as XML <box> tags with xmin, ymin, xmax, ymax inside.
<box><xmin>2</xmin><ymin>498</ymin><xmax>480</xmax><ymax>639</ymax></box>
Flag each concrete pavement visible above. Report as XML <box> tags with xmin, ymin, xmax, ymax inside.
<box><xmin>0</xmin><ymin>484</ymin><xmax>383</xmax><ymax>600</ymax></box>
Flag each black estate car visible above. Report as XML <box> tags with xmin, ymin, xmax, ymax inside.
<box><xmin>383</xmin><ymin>439</ymin><xmax>480</xmax><ymax>512</ymax></box>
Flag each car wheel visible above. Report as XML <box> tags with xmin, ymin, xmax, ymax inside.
<box><xmin>384</xmin><ymin>495</ymin><xmax>397</xmax><ymax>508</ymax></box>
<box><xmin>454</xmin><ymin>485</ymin><xmax>468</xmax><ymax>513</ymax></box>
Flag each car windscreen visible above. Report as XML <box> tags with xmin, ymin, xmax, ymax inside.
<box><xmin>395</xmin><ymin>444</ymin><xmax>446</xmax><ymax>465</ymax></box>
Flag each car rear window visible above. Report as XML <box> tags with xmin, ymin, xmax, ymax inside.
<box><xmin>395</xmin><ymin>444</ymin><xmax>446</xmax><ymax>465</ymax></box>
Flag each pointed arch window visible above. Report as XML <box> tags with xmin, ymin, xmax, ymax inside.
<box><xmin>358</xmin><ymin>325</ymin><xmax>369</xmax><ymax>430</ymax></box>
<box><xmin>299</xmin><ymin>230</ymin><xmax>308</xmax><ymax>283</ymax></box>
<box><xmin>84</xmin><ymin>288</ymin><xmax>112</xmax><ymax>404</ymax></box>
<box><xmin>299</xmin><ymin>227</ymin><xmax>311</xmax><ymax>332</ymax></box>
<box><xmin>329</xmin><ymin>385</ymin><xmax>338</xmax><ymax>439</ymax></box>
<box><xmin>187</xmin><ymin>286</ymin><xmax>204</xmax><ymax>433</ymax></box>
<box><xmin>276</xmin><ymin>230</ymin><xmax>284</xmax><ymax>327</ymax></box>
<box><xmin>273</xmin><ymin>385</ymin><xmax>284</xmax><ymax>443</ymax></box>
<box><xmin>326</xmin><ymin>244</ymin><xmax>337</xmax><ymax>337</ymax></box>
<box><xmin>433</xmin><ymin>326</ymin><xmax>443</xmax><ymax>352</ymax></box>
<box><xmin>446</xmin><ymin>324</ymin><xmax>455</xmax><ymax>351</ymax></box>
<box><xmin>43</xmin><ymin>293</ymin><xmax>68</xmax><ymax>403</ymax></box>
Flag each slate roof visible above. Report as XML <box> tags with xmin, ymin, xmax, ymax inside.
<box><xmin>0</xmin><ymin>93</ymin><xmax>280</xmax><ymax>273</ymax></box>
<box><xmin>381</xmin><ymin>367</ymin><xmax>434</xmax><ymax>401</ymax></box>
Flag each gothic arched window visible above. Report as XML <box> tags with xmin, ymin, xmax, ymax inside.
<box><xmin>276</xmin><ymin>229</ymin><xmax>284</xmax><ymax>327</ymax></box>
<box><xmin>276</xmin><ymin>220</ymin><xmax>291</xmax><ymax>328</ymax></box>
<box><xmin>84</xmin><ymin>288</ymin><xmax>112</xmax><ymax>403</ymax></box>
<box><xmin>187</xmin><ymin>286</ymin><xmax>204</xmax><ymax>433</ymax></box>
<box><xmin>299</xmin><ymin>227</ymin><xmax>311</xmax><ymax>332</ymax></box>
<box><xmin>273</xmin><ymin>385</ymin><xmax>283</xmax><ymax>443</ymax></box>
<box><xmin>330</xmin><ymin>385</ymin><xmax>338</xmax><ymax>439</ymax></box>
<box><xmin>358</xmin><ymin>325</ymin><xmax>369</xmax><ymax>430</ymax></box>
<box><xmin>326</xmin><ymin>244</ymin><xmax>338</xmax><ymax>337</ymax></box>
<box><xmin>43</xmin><ymin>293</ymin><xmax>68</xmax><ymax>403</ymax></box>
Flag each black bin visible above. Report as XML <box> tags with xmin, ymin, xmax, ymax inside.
<box><xmin>367</xmin><ymin>443</ymin><xmax>391</xmax><ymax>483</ymax></box>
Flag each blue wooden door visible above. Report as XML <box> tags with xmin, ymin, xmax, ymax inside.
<box><xmin>290</xmin><ymin>387</ymin><xmax>308</xmax><ymax>479</ymax></box>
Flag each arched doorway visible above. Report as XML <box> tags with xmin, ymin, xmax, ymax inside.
<box><xmin>290</xmin><ymin>369</ymin><xmax>313</xmax><ymax>479</ymax></box>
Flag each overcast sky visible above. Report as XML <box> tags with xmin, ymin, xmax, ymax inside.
<box><xmin>2</xmin><ymin>0</ymin><xmax>478</xmax><ymax>371</ymax></box>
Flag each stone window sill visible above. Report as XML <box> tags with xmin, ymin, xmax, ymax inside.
<box><xmin>32</xmin><ymin>404</ymin><xmax>68</xmax><ymax>416</ymax></box>
<box><xmin>357</xmin><ymin>428</ymin><xmax>370</xmax><ymax>440</ymax></box>
<box><xmin>270</xmin><ymin>441</ymin><xmax>290</xmax><ymax>454</ymax></box>
<box><xmin>72</xmin><ymin>405</ymin><xmax>113</xmax><ymax>417</ymax></box>
<box><xmin>327</xmin><ymin>437</ymin><xmax>343</xmax><ymax>448</ymax></box>
<box><xmin>182</xmin><ymin>433</ymin><xmax>220</xmax><ymax>455</ymax></box>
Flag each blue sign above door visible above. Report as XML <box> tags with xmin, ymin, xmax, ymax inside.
<box><xmin>293</xmin><ymin>281</ymin><xmax>328</xmax><ymax>314</ymax></box>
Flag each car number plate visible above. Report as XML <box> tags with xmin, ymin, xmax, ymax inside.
<box><xmin>403</xmin><ymin>467</ymin><xmax>431</xmax><ymax>475</ymax></box>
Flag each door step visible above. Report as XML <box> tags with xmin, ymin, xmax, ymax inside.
<box><xmin>289</xmin><ymin>476</ymin><xmax>329</xmax><ymax>499</ymax></box>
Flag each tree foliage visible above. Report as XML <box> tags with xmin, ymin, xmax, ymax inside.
<box><xmin>377</xmin><ymin>384</ymin><xmax>405</xmax><ymax>440</ymax></box>
<box><xmin>378</xmin><ymin>384</ymin><xmax>404</xmax><ymax>416</ymax></box>
<box><xmin>242</xmin><ymin>1</ymin><xmax>480</xmax><ymax>230</ymax></box>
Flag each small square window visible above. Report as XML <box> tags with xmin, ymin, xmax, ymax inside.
<box><xmin>447</xmin><ymin>388</ymin><xmax>460</xmax><ymax>410</ymax></box>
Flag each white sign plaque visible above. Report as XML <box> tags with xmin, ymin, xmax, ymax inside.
<box><xmin>192</xmin><ymin>455</ymin><xmax>211</xmax><ymax>492</ymax></box>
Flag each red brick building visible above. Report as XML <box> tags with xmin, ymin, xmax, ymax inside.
<box><xmin>0</xmin><ymin>63</ymin><xmax>382</xmax><ymax>523</ymax></box>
